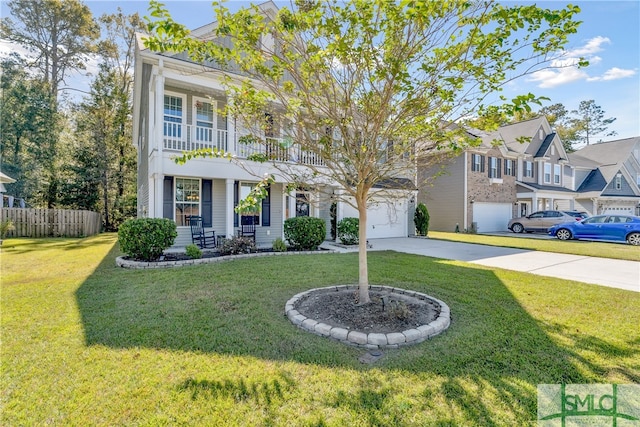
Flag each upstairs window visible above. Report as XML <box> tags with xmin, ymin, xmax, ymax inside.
<box><xmin>615</xmin><ymin>174</ymin><xmax>622</xmax><ymax>190</ymax></box>
<box><xmin>524</xmin><ymin>161</ymin><xmax>534</xmax><ymax>178</ymax></box>
<box><xmin>505</xmin><ymin>159</ymin><xmax>516</xmax><ymax>176</ymax></box>
<box><xmin>164</xmin><ymin>94</ymin><xmax>183</xmax><ymax>138</ymax></box>
<box><xmin>544</xmin><ymin>163</ymin><xmax>551</xmax><ymax>183</ymax></box>
<box><xmin>194</xmin><ymin>99</ymin><xmax>215</xmax><ymax>143</ymax></box>
<box><xmin>554</xmin><ymin>164</ymin><xmax>561</xmax><ymax>184</ymax></box>
<box><xmin>471</xmin><ymin>154</ymin><xmax>484</xmax><ymax>172</ymax></box>
<box><xmin>488</xmin><ymin>157</ymin><xmax>501</xmax><ymax>178</ymax></box>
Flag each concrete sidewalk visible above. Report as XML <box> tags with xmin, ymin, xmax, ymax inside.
<box><xmin>322</xmin><ymin>237</ymin><xmax>640</xmax><ymax>292</ymax></box>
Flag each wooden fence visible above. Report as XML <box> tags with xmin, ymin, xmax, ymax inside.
<box><xmin>1</xmin><ymin>208</ymin><xmax>102</xmax><ymax>238</ymax></box>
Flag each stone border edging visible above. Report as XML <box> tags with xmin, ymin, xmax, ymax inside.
<box><xmin>116</xmin><ymin>249</ymin><xmax>335</xmax><ymax>269</ymax></box>
<box><xmin>285</xmin><ymin>285</ymin><xmax>450</xmax><ymax>349</ymax></box>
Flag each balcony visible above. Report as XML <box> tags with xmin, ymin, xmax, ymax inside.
<box><xmin>163</xmin><ymin>122</ymin><xmax>325</xmax><ymax>166</ymax></box>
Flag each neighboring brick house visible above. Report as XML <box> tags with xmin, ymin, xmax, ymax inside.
<box><xmin>419</xmin><ymin>117</ymin><xmax>573</xmax><ymax>232</ymax></box>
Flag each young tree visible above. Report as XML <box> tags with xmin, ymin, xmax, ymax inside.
<box><xmin>570</xmin><ymin>100</ymin><xmax>617</xmax><ymax>146</ymax></box>
<box><xmin>146</xmin><ymin>0</ymin><xmax>583</xmax><ymax>304</ymax></box>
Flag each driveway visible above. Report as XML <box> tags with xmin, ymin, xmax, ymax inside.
<box><xmin>325</xmin><ymin>237</ymin><xmax>640</xmax><ymax>293</ymax></box>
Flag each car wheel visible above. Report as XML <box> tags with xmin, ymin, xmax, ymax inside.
<box><xmin>627</xmin><ymin>232</ymin><xmax>640</xmax><ymax>246</ymax></box>
<box><xmin>556</xmin><ymin>228</ymin><xmax>572</xmax><ymax>241</ymax></box>
<box><xmin>511</xmin><ymin>223</ymin><xmax>524</xmax><ymax>233</ymax></box>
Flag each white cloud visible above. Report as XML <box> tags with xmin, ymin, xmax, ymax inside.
<box><xmin>527</xmin><ymin>37</ymin><xmax>626</xmax><ymax>88</ymax></box>
<box><xmin>528</xmin><ymin>67</ymin><xmax>589</xmax><ymax>88</ymax></box>
<box><xmin>565</xmin><ymin>36</ymin><xmax>610</xmax><ymax>57</ymax></box>
<box><xmin>587</xmin><ymin>67</ymin><xmax>637</xmax><ymax>82</ymax></box>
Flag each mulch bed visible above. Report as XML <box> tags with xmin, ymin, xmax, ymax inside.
<box><xmin>294</xmin><ymin>288</ymin><xmax>441</xmax><ymax>334</ymax></box>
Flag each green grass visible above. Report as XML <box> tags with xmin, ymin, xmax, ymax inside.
<box><xmin>2</xmin><ymin>234</ymin><xmax>639</xmax><ymax>426</ymax></box>
<box><xmin>429</xmin><ymin>231</ymin><xmax>640</xmax><ymax>261</ymax></box>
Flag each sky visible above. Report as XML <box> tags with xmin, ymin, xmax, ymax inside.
<box><xmin>1</xmin><ymin>0</ymin><xmax>639</xmax><ymax>142</ymax></box>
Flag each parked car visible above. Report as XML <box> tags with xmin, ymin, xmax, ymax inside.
<box><xmin>548</xmin><ymin>214</ymin><xmax>640</xmax><ymax>245</ymax></box>
<box><xmin>508</xmin><ymin>210</ymin><xmax>586</xmax><ymax>233</ymax></box>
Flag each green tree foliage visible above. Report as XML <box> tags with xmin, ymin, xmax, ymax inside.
<box><xmin>569</xmin><ymin>100</ymin><xmax>617</xmax><ymax>146</ymax></box>
<box><xmin>146</xmin><ymin>0</ymin><xmax>583</xmax><ymax>303</ymax></box>
<box><xmin>0</xmin><ymin>56</ymin><xmax>60</xmax><ymax>207</ymax></box>
<box><xmin>1</xmin><ymin>0</ymin><xmax>100</xmax><ymax>98</ymax></box>
<box><xmin>61</xmin><ymin>10</ymin><xmax>143</xmax><ymax>229</ymax></box>
<box><xmin>414</xmin><ymin>203</ymin><xmax>430</xmax><ymax>236</ymax></box>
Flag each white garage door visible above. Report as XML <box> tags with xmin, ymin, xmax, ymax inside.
<box><xmin>343</xmin><ymin>199</ymin><xmax>408</xmax><ymax>239</ymax></box>
<box><xmin>602</xmin><ymin>206</ymin><xmax>634</xmax><ymax>215</ymax></box>
<box><xmin>473</xmin><ymin>203</ymin><xmax>512</xmax><ymax>232</ymax></box>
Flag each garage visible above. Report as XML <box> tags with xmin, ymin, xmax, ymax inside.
<box><xmin>602</xmin><ymin>206</ymin><xmax>635</xmax><ymax>215</ymax></box>
<box><xmin>342</xmin><ymin>198</ymin><xmax>408</xmax><ymax>239</ymax></box>
<box><xmin>472</xmin><ymin>202</ymin><xmax>512</xmax><ymax>232</ymax></box>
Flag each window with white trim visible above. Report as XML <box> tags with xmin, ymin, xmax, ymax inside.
<box><xmin>544</xmin><ymin>163</ymin><xmax>551</xmax><ymax>183</ymax></box>
<box><xmin>505</xmin><ymin>159</ymin><xmax>514</xmax><ymax>176</ymax></box>
<box><xmin>175</xmin><ymin>178</ymin><xmax>200</xmax><ymax>226</ymax></box>
<box><xmin>525</xmin><ymin>161</ymin><xmax>534</xmax><ymax>178</ymax></box>
<box><xmin>488</xmin><ymin>157</ymin><xmax>500</xmax><ymax>178</ymax></box>
<box><xmin>554</xmin><ymin>164</ymin><xmax>561</xmax><ymax>184</ymax></box>
<box><xmin>240</xmin><ymin>182</ymin><xmax>260</xmax><ymax>225</ymax></box>
<box><xmin>471</xmin><ymin>154</ymin><xmax>484</xmax><ymax>172</ymax></box>
<box><xmin>615</xmin><ymin>174</ymin><xmax>622</xmax><ymax>190</ymax></box>
<box><xmin>164</xmin><ymin>94</ymin><xmax>184</xmax><ymax>139</ymax></box>
<box><xmin>194</xmin><ymin>98</ymin><xmax>215</xmax><ymax>144</ymax></box>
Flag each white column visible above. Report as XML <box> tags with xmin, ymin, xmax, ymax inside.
<box><xmin>225</xmin><ymin>179</ymin><xmax>235</xmax><ymax>238</ymax></box>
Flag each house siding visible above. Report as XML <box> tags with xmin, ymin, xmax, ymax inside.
<box><xmin>602</xmin><ymin>174</ymin><xmax>635</xmax><ymax>196</ymax></box>
<box><xmin>419</xmin><ymin>155</ymin><xmax>465</xmax><ymax>232</ymax></box>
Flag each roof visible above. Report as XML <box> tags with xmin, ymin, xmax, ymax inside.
<box><xmin>534</xmin><ymin>132</ymin><xmax>556</xmax><ymax>158</ymax></box>
<box><xmin>517</xmin><ymin>182</ymin><xmax>575</xmax><ymax>193</ymax></box>
<box><xmin>576</xmin><ymin>169</ymin><xmax>607</xmax><ymax>192</ymax></box>
<box><xmin>373</xmin><ymin>177</ymin><xmax>417</xmax><ymax>190</ymax></box>
<box><xmin>500</xmin><ymin>116</ymin><xmax>547</xmax><ymax>155</ymax></box>
<box><xmin>569</xmin><ymin>137</ymin><xmax>640</xmax><ymax>181</ymax></box>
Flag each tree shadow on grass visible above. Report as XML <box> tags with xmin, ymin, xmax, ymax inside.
<box><xmin>75</xmin><ymin>247</ymin><xmax>639</xmax><ymax>425</ymax></box>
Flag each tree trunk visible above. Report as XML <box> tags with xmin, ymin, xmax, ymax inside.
<box><xmin>357</xmin><ymin>193</ymin><xmax>370</xmax><ymax>305</ymax></box>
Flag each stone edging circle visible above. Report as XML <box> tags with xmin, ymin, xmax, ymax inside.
<box><xmin>285</xmin><ymin>285</ymin><xmax>451</xmax><ymax>349</ymax></box>
<box><xmin>115</xmin><ymin>249</ymin><xmax>335</xmax><ymax>269</ymax></box>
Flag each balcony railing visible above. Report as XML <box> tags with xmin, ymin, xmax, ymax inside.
<box><xmin>163</xmin><ymin>122</ymin><xmax>325</xmax><ymax>166</ymax></box>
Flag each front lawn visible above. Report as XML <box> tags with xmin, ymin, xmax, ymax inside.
<box><xmin>2</xmin><ymin>234</ymin><xmax>638</xmax><ymax>425</ymax></box>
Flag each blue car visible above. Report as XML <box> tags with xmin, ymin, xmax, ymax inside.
<box><xmin>548</xmin><ymin>214</ymin><xmax>640</xmax><ymax>245</ymax></box>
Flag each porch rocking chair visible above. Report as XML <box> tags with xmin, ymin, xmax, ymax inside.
<box><xmin>187</xmin><ymin>215</ymin><xmax>216</xmax><ymax>249</ymax></box>
<box><xmin>238</xmin><ymin>215</ymin><xmax>256</xmax><ymax>242</ymax></box>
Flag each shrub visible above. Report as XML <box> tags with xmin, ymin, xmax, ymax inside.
<box><xmin>337</xmin><ymin>217</ymin><xmax>359</xmax><ymax>245</ymax></box>
<box><xmin>118</xmin><ymin>218</ymin><xmax>177</xmax><ymax>261</ymax></box>
<box><xmin>414</xmin><ymin>203</ymin><xmax>430</xmax><ymax>236</ymax></box>
<box><xmin>272</xmin><ymin>238</ymin><xmax>287</xmax><ymax>252</ymax></box>
<box><xmin>0</xmin><ymin>219</ymin><xmax>15</xmax><ymax>240</ymax></box>
<box><xmin>185</xmin><ymin>244</ymin><xmax>202</xmax><ymax>259</ymax></box>
<box><xmin>220</xmin><ymin>236</ymin><xmax>256</xmax><ymax>255</ymax></box>
<box><xmin>284</xmin><ymin>216</ymin><xmax>326</xmax><ymax>251</ymax></box>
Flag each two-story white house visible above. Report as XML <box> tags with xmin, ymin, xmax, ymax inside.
<box><xmin>132</xmin><ymin>3</ymin><xmax>414</xmax><ymax>247</ymax></box>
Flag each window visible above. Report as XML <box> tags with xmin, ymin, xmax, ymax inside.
<box><xmin>554</xmin><ymin>164</ymin><xmax>561</xmax><ymax>184</ymax></box>
<box><xmin>164</xmin><ymin>95</ymin><xmax>183</xmax><ymax>138</ymax></box>
<box><xmin>525</xmin><ymin>161</ymin><xmax>534</xmax><ymax>178</ymax></box>
<box><xmin>614</xmin><ymin>174</ymin><xmax>622</xmax><ymax>190</ymax></box>
<box><xmin>551</xmin><ymin>146</ymin><xmax>555</xmax><ymax>156</ymax></box>
<box><xmin>544</xmin><ymin>163</ymin><xmax>551</xmax><ymax>183</ymax></box>
<box><xmin>240</xmin><ymin>182</ymin><xmax>260</xmax><ymax>225</ymax></box>
<box><xmin>194</xmin><ymin>99</ymin><xmax>214</xmax><ymax>144</ymax></box>
<box><xmin>505</xmin><ymin>159</ymin><xmax>515</xmax><ymax>176</ymax></box>
<box><xmin>175</xmin><ymin>178</ymin><xmax>199</xmax><ymax>226</ymax></box>
<box><xmin>488</xmin><ymin>157</ymin><xmax>501</xmax><ymax>178</ymax></box>
<box><xmin>471</xmin><ymin>154</ymin><xmax>484</xmax><ymax>172</ymax></box>
<box><xmin>296</xmin><ymin>192</ymin><xmax>310</xmax><ymax>217</ymax></box>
